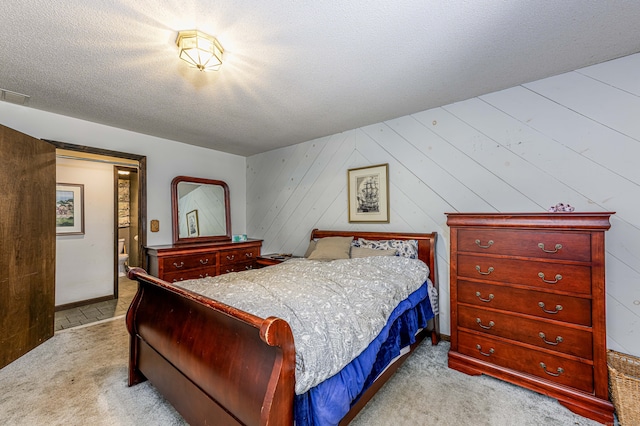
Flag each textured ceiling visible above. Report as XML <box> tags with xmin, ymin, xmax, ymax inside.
<box><xmin>1</xmin><ymin>1</ymin><xmax>640</xmax><ymax>156</ymax></box>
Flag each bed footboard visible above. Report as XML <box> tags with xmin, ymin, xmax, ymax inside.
<box><xmin>126</xmin><ymin>267</ymin><xmax>296</xmax><ymax>426</ymax></box>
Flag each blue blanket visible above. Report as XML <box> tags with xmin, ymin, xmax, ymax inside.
<box><xmin>294</xmin><ymin>281</ymin><xmax>435</xmax><ymax>425</ymax></box>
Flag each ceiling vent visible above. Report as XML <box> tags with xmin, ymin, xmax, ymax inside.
<box><xmin>1</xmin><ymin>88</ymin><xmax>30</xmax><ymax>105</ymax></box>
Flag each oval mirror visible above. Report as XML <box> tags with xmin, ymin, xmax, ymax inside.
<box><xmin>171</xmin><ymin>176</ymin><xmax>231</xmax><ymax>244</ymax></box>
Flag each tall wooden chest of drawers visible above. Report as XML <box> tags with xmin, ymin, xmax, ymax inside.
<box><xmin>146</xmin><ymin>239</ymin><xmax>262</xmax><ymax>283</ymax></box>
<box><xmin>446</xmin><ymin>213</ymin><xmax>614</xmax><ymax>424</ymax></box>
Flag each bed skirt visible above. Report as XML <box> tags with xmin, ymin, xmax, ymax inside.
<box><xmin>294</xmin><ymin>281</ymin><xmax>435</xmax><ymax>425</ymax></box>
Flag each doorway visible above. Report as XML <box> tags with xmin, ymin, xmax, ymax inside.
<box><xmin>115</xmin><ymin>166</ymin><xmax>140</xmax><ymax>293</ymax></box>
<box><xmin>47</xmin><ymin>140</ymin><xmax>147</xmax><ymax>330</ymax></box>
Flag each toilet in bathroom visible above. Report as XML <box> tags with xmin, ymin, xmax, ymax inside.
<box><xmin>118</xmin><ymin>238</ymin><xmax>129</xmax><ymax>277</ymax></box>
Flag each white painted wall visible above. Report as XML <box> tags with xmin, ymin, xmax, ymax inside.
<box><xmin>56</xmin><ymin>158</ymin><xmax>114</xmax><ymax>305</ymax></box>
<box><xmin>247</xmin><ymin>53</ymin><xmax>640</xmax><ymax>357</ymax></box>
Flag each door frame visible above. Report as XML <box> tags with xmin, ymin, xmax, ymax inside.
<box><xmin>114</xmin><ymin>165</ymin><xmax>140</xmax><ymax>298</ymax></box>
<box><xmin>46</xmin><ymin>140</ymin><xmax>147</xmax><ymax>298</ymax></box>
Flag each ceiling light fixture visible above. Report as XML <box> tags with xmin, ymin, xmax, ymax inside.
<box><xmin>176</xmin><ymin>30</ymin><xmax>224</xmax><ymax>72</ymax></box>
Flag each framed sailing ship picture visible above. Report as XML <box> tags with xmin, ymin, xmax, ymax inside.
<box><xmin>347</xmin><ymin>164</ymin><xmax>389</xmax><ymax>223</ymax></box>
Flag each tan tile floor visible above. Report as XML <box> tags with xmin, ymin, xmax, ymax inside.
<box><xmin>54</xmin><ymin>276</ymin><xmax>138</xmax><ymax>332</ymax></box>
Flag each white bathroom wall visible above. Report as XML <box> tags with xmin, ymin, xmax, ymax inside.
<box><xmin>247</xmin><ymin>53</ymin><xmax>640</xmax><ymax>357</ymax></box>
<box><xmin>56</xmin><ymin>158</ymin><xmax>114</xmax><ymax>305</ymax></box>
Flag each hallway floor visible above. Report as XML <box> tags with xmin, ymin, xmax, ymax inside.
<box><xmin>54</xmin><ymin>276</ymin><xmax>137</xmax><ymax>332</ymax></box>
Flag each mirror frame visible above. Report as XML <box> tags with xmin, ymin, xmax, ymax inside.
<box><xmin>171</xmin><ymin>176</ymin><xmax>232</xmax><ymax>244</ymax></box>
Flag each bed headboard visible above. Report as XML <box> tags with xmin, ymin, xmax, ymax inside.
<box><xmin>310</xmin><ymin>229</ymin><xmax>438</xmax><ymax>290</ymax></box>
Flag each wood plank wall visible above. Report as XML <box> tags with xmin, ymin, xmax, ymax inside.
<box><xmin>247</xmin><ymin>53</ymin><xmax>640</xmax><ymax>356</ymax></box>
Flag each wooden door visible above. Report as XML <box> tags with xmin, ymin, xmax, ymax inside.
<box><xmin>0</xmin><ymin>124</ymin><xmax>56</xmax><ymax>368</ymax></box>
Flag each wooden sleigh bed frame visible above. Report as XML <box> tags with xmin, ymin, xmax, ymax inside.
<box><xmin>126</xmin><ymin>229</ymin><xmax>439</xmax><ymax>425</ymax></box>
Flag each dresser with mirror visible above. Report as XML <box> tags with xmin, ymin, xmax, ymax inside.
<box><xmin>146</xmin><ymin>176</ymin><xmax>261</xmax><ymax>282</ymax></box>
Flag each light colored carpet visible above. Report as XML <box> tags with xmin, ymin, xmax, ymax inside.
<box><xmin>350</xmin><ymin>341</ymin><xmax>608</xmax><ymax>426</ymax></box>
<box><xmin>0</xmin><ymin>317</ymin><xmax>611</xmax><ymax>425</ymax></box>
<box><xmin>0</xmin><ymin>317</ymin><xmax>185</xmax><ymax>426</ymax></box>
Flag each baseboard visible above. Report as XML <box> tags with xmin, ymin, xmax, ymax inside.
<box><xmin>55</xmin><ymin>294</ymin><xmax>115</xmax><ymax>311</ymax></box>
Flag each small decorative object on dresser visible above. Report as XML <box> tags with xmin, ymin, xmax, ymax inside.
<box><xmin>446</xmin><ymin>212</ymin><xmax>615</xmax><ymax>424</ymax></box>
<box><xmin>548</xmin><ymin>202</ymin><xmax>575</xmax><ymax>212</ymax></box>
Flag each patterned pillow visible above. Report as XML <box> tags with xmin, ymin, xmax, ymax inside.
<box><xmin>353</xmin><ymin>238</ymin><xmax>419</xmax><ymax>259</ymax></box>
<box><xmin>350</xmin><ymin>247</ymin><xmax>397</xmax><ymax>258</ymax></box>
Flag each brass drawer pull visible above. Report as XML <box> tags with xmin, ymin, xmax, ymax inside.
<box><xmin>538</xmin><ymin>301</ymin><xmax>563</xmax><ymax>314</ymax></box>
<box><xmin>245</xmin><ymin>252</ymin><xmax>254</xmax><ymax>258</ymax></box>
<box><xmin>538</xmin><ymin>242</ymin><xmax>562</xmax><ymax>254</ymax></box>
<box><xmin>475</xmin><ymin>239</ymin><xmax>494</xmax><ymax>249</ymax></box>
<box><xmin>172</xmin><ymin>261</ymin><xmax>185</xmax><ymax>268</ymax></box>
<box><xmin>539</xmin><ymin>332</ymin><xmax>563</xmax><ymax>346</ymax></box>
<box><xmin>475</xmin><ymin>291</ymin><xmax>494</xmax><ymax>302</ymax></box>
<box><xmin>245</xmin><ymin>265</ymin><xmax>253</xmax><ymax>270</ymax></box>
<box><xmin>538</xmin><ymin>272</ymin><xmax>562</xmax><ymax>284</ymax></box>
<box><xmin>475</xmin><ymin>265</ymin><xmax>495</xmax><ymax>275</ymax></box>
<box><xmin>540</xmin><ymin>362</ymin><xmax>564</xmax><ymax>377</ymax></box>
<box><xmin>226</xmin><ymin>255</ymin><xmax>235</xmax><ymax>260</ymax></box>
<box><xmin>199</xmin><ymin>273</ymin><xmax>210</xmax><ymax>278</ymax></box>
<box><xmin>199</xmin><ymin>258</ymin><xmax>209</xmax><ymax>265</ymax></box>
<box><xmin>476</xmin><ymin>318</ymin><xmax>495</xmax><ymax>330</ymax></box>
<box><xmin>476</xmin><ymin>344</ymin><xmax>494</xmax><ymax>357</ymax></box>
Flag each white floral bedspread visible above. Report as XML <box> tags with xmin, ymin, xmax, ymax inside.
<box><xmin>176</xmin><ymin>256</ymin><xmax>437</xmax><ymax>394</ymax></box>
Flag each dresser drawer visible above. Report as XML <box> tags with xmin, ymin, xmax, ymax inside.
<box><xmin>458</xmin><ymin>305</ymin><xmax>593</xmax><ymax>359</ymax></box>
<box><xmin>147</xmin><ymin>240</ymin><xmax>262</xmax><ymax>280</ymax></box>
<box><xmin>220</xmin><ymin>261</ymin><xmax>257</xmax><ymax>274</ymax></box>
<box><xmin>457</xmin><ymin>229</ymin><xmax>591</xmax><ymax>262</ymax></box>
<box><xmin>458</xmin><ymin>331</ymin><xmax>594</xmax><ymax>393</ymax></box>
<box><xmin>457</xmin><ymin>254</ymin><xmax>592</xmax><ymax>295</ymax></box>
<box><xmin>220</xmin><ymin>248</ymin><xmax>259</xmax><ymax>265</ymax></box>
<box><xmin>457</xmin><ymin>281</ymin><xmax>592</xmax><ymax>326</ymax></box>
<box><xmin>161</xmin><ymin>253</ymin><xmax>217</xmax><ymax>273</ymax></box>
<box><xmin>162</xmin><ymin>266</ymin><xmax>218</xmax><ymax>283</ymax></box>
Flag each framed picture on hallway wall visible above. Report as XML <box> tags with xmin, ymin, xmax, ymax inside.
<box><xmin>348</xmin><ymin>163</ymin><xmax>389</xmax><ymax>223</ymax></box>
<box><xmin>56</xmin><ymin>183</ymin><xmax>84</xmax><ymax>235</ymax></box>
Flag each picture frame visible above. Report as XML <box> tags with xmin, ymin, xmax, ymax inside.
<box><xmin>348</xmin><ymin>163</ymin><xmax>389</xmax><ymax>223</ymax></box>
<box><xmin>186</xmin><ymin>209</ymin><xmax>200</xmax><ymax>237</ymax></box>
<box><xmin>56</xmin><ymin>183</ymin><xmax>85</xmax><ymax>235</ymax></box>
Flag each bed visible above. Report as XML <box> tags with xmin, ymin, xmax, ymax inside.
<box><xmin>126</xmin><ymin>229</ymin><xmax>439</xmax><ymax>425</ymax></box>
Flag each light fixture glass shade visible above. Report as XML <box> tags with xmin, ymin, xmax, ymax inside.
<box><xmin>176</xmin><ymin>30</ymin><xmax>224</xmax><ymax>71</ymax></box>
